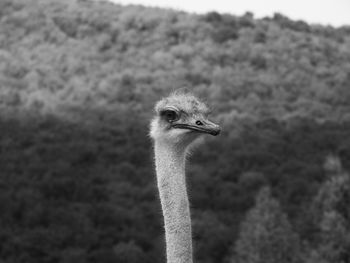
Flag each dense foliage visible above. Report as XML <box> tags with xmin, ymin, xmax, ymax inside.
<box><xmin>307</xmin><ymin>161</ymin><xmax>350</xmax><ymax>263</ymax></box>
<box><xmin>0</xmin><ymin>0</ymin><xmax>350</xmax><ymax>262</ymax></box>
<box><xmin>233</xmin><ymin>187</ymin><xmax>301</xmax><ymax>263</ymax></box>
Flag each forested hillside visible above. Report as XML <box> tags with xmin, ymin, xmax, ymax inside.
<box><xmin>0</xmin><ymin>0</ymin><xmax>350</xmax><ymax>262</ymax></box>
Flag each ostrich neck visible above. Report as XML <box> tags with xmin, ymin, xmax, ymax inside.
<box><xmin>154</xmin><ymin>141</ymin><xmax>193</xmax><ymax>263</ymax></box>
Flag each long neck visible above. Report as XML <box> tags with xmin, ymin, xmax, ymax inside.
<box><xmin>154</xmin><ymin>141</ymin><xmax>193</xmax><ymax>263</ymax></box>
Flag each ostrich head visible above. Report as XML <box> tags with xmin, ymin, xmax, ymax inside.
<box><xmin>150</xmin><ymin>92</ymin><xmax>220</xmax><ymax>149</ymax></box>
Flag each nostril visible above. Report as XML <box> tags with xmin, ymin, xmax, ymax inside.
<box><xmin>196</xmin><ymin>120</ymin><xmax>203</xmax><ymax>126</ymax></box>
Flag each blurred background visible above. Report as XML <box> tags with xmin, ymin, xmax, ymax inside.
<box><xmin>0</xmin><ymin>0</ymin><xmax>349</xmax><ymax>262</ymax></box>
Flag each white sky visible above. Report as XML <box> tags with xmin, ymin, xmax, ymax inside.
<box><xmin>107</xmin><ymin>0</ymin><xmax>350</xmax><ymax>27</ymax></box>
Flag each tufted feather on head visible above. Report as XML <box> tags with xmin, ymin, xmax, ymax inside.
<box><xmin>155</xmin><ymin>91</ymin><xmax>210</xmax><ymax>117</ymax></box>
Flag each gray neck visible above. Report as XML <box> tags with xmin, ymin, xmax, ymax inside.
<box><xmin>154</xmin><ymin>141</ymin><xmax>193</xmax><ymax>263</ymax></box>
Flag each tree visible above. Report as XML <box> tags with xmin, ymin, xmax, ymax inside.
<box><xmin>308</xmin><ymin>157</ymin><xmax>350</xmax><ymax>263</ymax></box>
<box><xmin>112</xmin><ymin>241</ymin><xmax>147</xmax><ymax>263</ymax></box>
<box><xmin>232</xmin><ymin>187</ymin><xmax>301</xmax><ymax>263</ymax></box>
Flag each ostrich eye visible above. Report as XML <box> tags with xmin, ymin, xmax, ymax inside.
<box><xmin>161</xmin><ymin>110</ymin><xmax>179</xmax><ymax>122</ymax></box>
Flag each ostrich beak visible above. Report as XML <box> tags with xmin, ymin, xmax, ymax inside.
<box><xmin>172</xmin><ymin>119</ymin><xmax>221</xmax><ymax>136</ymax></box>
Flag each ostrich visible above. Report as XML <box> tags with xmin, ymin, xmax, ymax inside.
<box><xmin>150</xmin><ymin>92</ymin><xmax>220</xmax><ymax>263</ymax></box>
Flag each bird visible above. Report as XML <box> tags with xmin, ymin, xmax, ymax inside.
<box><xmin>150</xmin><ymin>91</ymin><xmax>220</xmax><ymax>263</ymax></box>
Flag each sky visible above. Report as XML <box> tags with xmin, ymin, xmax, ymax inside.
<box><xmin>107</xmin><ymin>0</ymin><xmax>350</xmax><ymax>27</ymax></box>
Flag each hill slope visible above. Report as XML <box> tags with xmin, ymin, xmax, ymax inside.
<box><xmin>1</xmin><ymin>0</ymin><xmax>350</xmax><ymax>122</ymax></box>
